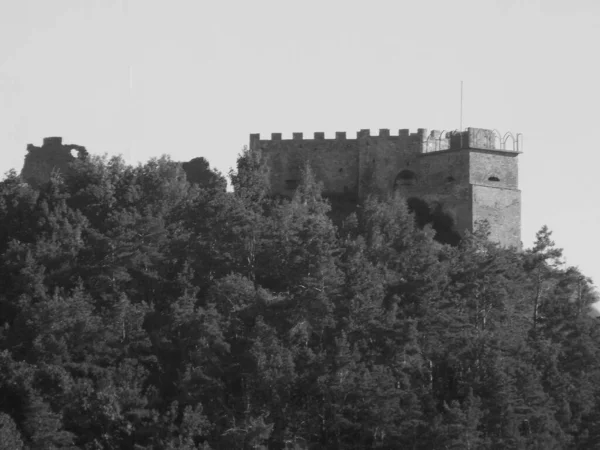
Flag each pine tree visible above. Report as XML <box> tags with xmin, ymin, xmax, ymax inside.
<box><xmin>525</xmin><ymin>226</ymin><xmax>564</xmax><ymax>333</ymax></box>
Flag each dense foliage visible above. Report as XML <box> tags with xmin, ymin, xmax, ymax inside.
<box><xmin>0</xmin><ymin>149</ymin><xmax>598</xmax><ymax>449</ymax></box>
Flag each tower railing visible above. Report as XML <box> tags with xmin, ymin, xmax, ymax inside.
<box><xmin>423</xmin><ymin>128</ymin><xmax>523</xmax><ymax>153</ymax></box>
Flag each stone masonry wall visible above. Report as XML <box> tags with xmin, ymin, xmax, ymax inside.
<box><xmin>357</xmin><ymin>129</ymin><xmax>426</xmax><ymax>196</ymax></box>
<box><xmin>410</xmin><ymin>150</ymin><xmax>473</xmax><ymax>236</ymax></box>
<box><xmin>251</xmin><ymin>133</ymin><xmax>360</xmax><ymax>196</ymax></box>
<box><xmin>469</xmin><ymin>151</ymin><xmax>518</xmax><ymax>188</ymax></box>
<box><xmin>251</xmin><ymin>127</ymin><xmax>522</xmax><ymax>247</ymax></box>
<box><xmin>472</xmin><ymin>184</ymin><xmax>521</xmax><ymax>248</ymax></box>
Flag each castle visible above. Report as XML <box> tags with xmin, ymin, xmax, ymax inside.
<box><xmin>250</xmin><ymin>127</ymin><xmax>522</xmax><ymax>248</ymax></box>
<box><xmin>18</xmin><ymin>127</ymin><xmax>522</xmax><ymax>248</ymax></box>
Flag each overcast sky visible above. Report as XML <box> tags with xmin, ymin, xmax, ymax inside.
<box><xmin>1</xmin><ymin>0</ymin><xmax>599</xmax><ymax>287</ymax></box>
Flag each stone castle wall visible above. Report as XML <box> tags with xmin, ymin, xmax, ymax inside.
<box><xmin>20</xmin><ymin>128</ymin><xmax>522</xmax><ymax>248</ymax></box>
<box><xmin>251</xmin><ymin>133</ymin><xmax>360</xmax><ymax>196</ymax></box>
<box><xmin>411</xmin><ymin>150</ymin><xmax>473</xmax><ymax>237</ymax></box>
<box><xmin>472</xmin><ymin>184</ymin><xmax>521</xmax><ymax>246</ymax></box>
<box><xmin>251</xmin><ymin>127</ymin><xmax>522</xmax><ymax>248</ymax></box>
<box><xmin>469</xmin><ymin>151</ymin><xmax>518</xmax><ymax>188</ymax></box>
<box><xmin>356</xmin><ymin>129</ymin><xmax>425</xmax><ymax>196</ymax></box>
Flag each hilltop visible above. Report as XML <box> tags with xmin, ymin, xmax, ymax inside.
<box><xmin>0</xmin><ymin>148</ymin><xmax>598</xmax><ymax>449</ymax></box>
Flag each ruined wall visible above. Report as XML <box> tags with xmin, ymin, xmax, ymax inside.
<box><xmin>251</xmin><ymin>133</ymin><xmax>359</xmax><ymax>196</ymax></box>
<box><xmin>21</xmin><ymin>137</ymin><xmax>88</xmax><ymax>187</ymax></box>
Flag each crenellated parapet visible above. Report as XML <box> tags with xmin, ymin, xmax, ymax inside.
<box><xmin>250</xmin><ymin>131</ymin><xmax>352</xmax><ymax>147</ymax></box>
<box><xmin>250</xmin><ymin>127</ymin><xmax>522</xmax><ymax>155</ymax></box>
<box><xmin>251</xmin><ymin>128</ymin><xmax>427</xmax><ymax>145</ymax></box>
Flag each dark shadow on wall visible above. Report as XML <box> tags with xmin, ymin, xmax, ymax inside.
<box><xmin>394</xmin><ymin>170</ymin><xmax>417</xmax><ymax>188</ymax></box>
<box><xmin>326</xmin><ymin>192</ymin><xmax>360</xmax><ymax>228</ymax></box>
<box><xmin>407</xmin><ymin>197</ymin><xmax>461</xmax><ymax>246</ymax></box>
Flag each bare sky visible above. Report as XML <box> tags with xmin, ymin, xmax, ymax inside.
<box><xmin>1</xmin><ymin>0</ymin><xmax>599</xmax><ymax>286</ymax></box>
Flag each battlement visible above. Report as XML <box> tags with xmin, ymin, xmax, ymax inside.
<box><xmin>250</xmin><ymin>128</ymin><xmax>428</xmax><ymax>143</ymax></box>
<box><xmin>356</xmin><ymin>128</ymin><xmax>429</xmax><ymax>139</ymax></box>
<box><xmin>250</xmin><ymin>127</ymin><xmax>522</xmax><ymax>154</ymax></box>
<box><xmin>250</xmin><ymin>131</ymin><xmax>353</xmax><ymax>145</ymax></box>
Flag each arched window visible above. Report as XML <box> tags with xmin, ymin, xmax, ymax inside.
<box><xmin>488</xmin><ymin>176</ymin><xmax>500</xmax><ymax>182</ymax></box>
<box><xmin>394</xmin><ymin>170</ymin><xmax>417</xmax><ymax>188</ymax></box>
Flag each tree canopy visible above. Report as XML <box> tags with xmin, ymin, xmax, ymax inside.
<box><xmin>0</xmin><ymin>150</ymin><xmax>598</xmax><ymax>449</ymax></box>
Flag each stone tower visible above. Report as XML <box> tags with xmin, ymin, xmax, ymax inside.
<box><xmin>250</xmin><ymin>127</ymin><xmax>522</xmax><ymax>248</ymax></box>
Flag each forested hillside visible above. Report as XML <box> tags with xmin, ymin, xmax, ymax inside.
<box><xmin>0</xmin><ymin>148</ymin><xmax>598</xmax><ymax>449</ymax></box>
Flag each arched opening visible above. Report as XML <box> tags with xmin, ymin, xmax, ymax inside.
<box><xmin>503</xmin><ymin>132</ymin><xmax>516</xmax><ymax>151</ymax></box>
<box><xmin>488</xmin><ymin>176</ymin><xmax>500</xmax><ymax>182</ymax></box>
<box><xmin>394</xmin><ymin>170</ymin><xmax>417</xmax><ymax>188</ymax></box>
<box><xmin>492</xmin><ymin>129</ymin><xmax>502</xmax><ymax>150</ymax></box>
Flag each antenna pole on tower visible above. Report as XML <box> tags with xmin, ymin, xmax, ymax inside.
<box><xmin>123</xmin><ymin>0</ymin><xmax>132</xmax><ymax>163</ymax></box>
<box><xmin>460</xmin><ymin>81</ymin><xmax>463</xmax><ymax>132</ymax></box>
